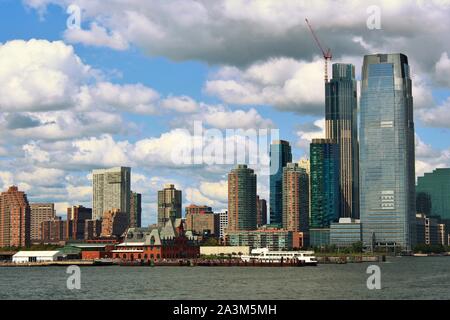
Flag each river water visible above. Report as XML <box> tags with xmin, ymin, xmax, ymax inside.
<box><xmin>0</xmin><ymin>256</ymin><xmax>449</xmax><ymax>300</ymax></box>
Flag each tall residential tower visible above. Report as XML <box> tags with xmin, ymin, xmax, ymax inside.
<box><xmin>325</xmin><ymin>63</ymin><xmax>359</xmax><ymax>219</ymax></box>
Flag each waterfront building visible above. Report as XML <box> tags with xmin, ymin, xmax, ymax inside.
<box><xmin>227</xmin><ymin>227</ymin><xmax>303</xmax><ymax>251</ymax></box>
<box><xmin>92</xmin><ymin>167</ymin><xmax>131</xmax><ymax>220</ymax></box>
<box><xmin>228</xmin><ymin>165</ymin><xmax>257</xmax><ymax>231</ymax></box>
<box><xmin>12</xmin><ymin>251</ymin><xmax>63</xmax><ymax>263</ymax></box>
<box><xmin>101</xmin><ymin>209</ymin><xmax>129</xmax><ymax>238</ymax></box>
<box><xmin>30</xmin><ymin>203</ymin><xmax>55</xmax><ymax>242</ymax></box>
<box><xmin>219</xmin><ymin>211</ymin><xmax>228</xmax><ymax>240</ymax></box>
<box><xmin>256</xmin><ymin>196</ymin><xmax>267</xmax><ymax>227</ymax></box>
<box><xmin>325</xmin><ymin>63</ymin><xmax>359</xmax><ymax>219</ymax></box>
<box><xmin>415</xmin><ymin>213</ymin><xmax>440</xmax><ymax>245</ymax></box>
<box><xmin>416</xmin><ymin>168</ymin><xmax>450</xmax><ymax>220</ymax></box>
<box><xmin>67</xmin><ymin>205</ymin><xmax>92</xmax><ymax>240</ymax></box>
<box><xmin>330</xmin><ymin>218</ymin><xmax>362</xmax><ymax>248</ymax></box>
<box><xmin>310</xmin><ymin>139</ymin><xmax>340</xmax><ymax>228</ymax></box>
<box><xmin>112</xmin><ymin>221</ymin><xmax>199</xmax><ymax>261</ymax></box>
<box><xmin>309</xmin><ymin>228</ymin><xmax>330</xmax><ymax>247</ymax></box>
<box><xmin>130</xmin><ymin>191</ymin><xmax>142</xmax><ymax>228</ymax></box>
<box><xmin>200</xmin><ymin>246</ymin><xmax>250</xmax><ymax>256</ymax></box>
<box><xmin>185</xmin><ymin>205</ymin><xmax>220</xmax><ymax>237</ymax></box>
<box><xmin>269</xmin><ymin>140</ymin><xmax>292</xmax><ymax>226</ymax></box>
<box><xmin>0</xmin><ymin>186</ymin><xmax>30</xmax><ymax>248</ymax></box>
<box><xmin>359</xmin><ymin>53</ymin><xmax>416</xmax><ymax>251</ymax></box>
<box><xmin>157</xmin><ymin>184</ymin><xmax>182</xmax><ymax>227</ymax></box>
<box><xmin>282</xmin><ymin>163</ymin><xmax>309</xmax><ymax>233</ymax></box>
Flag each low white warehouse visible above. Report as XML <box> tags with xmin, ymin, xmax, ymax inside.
<box><xmin>12</xmin><ymin>251</ymin><xmax>63</xmax><ymax>263</ymax></box>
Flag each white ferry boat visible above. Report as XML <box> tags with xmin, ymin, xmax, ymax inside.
<box><xmin>240</xmin><ymin>248</ymin><xmax>317</xmax><ymax>266</ymax></box>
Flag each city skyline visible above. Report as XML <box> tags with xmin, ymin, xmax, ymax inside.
<box><xmin>1</xmin><ymin>1</ymin><xmax>450</xmax><ymax>229</ymax></box>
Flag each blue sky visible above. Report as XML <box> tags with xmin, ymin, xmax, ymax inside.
<box><xmin>1</xmin><ymin>0</ymin><xmax>450</xmax><ymax>225</ymax></box>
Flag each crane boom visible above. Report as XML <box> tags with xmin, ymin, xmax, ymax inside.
<box><xmin>305</xmin><ymin>18</ymin><xmax>332</xmax><ymax>82</ymax></box>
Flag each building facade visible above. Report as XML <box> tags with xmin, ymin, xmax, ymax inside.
<box><xmin>185</xmin><ymin>207</ymin><xmax>220</xmax><ymax>237</ymax></box>
<box><xmin>130</xmin><ymin>191</ymin><xmax>142</xmax><ymax>228</ymax></box>
<box><xmin>416</xmin><ymin>168</ymin><xmax>450</xmax><ymax>220</ymax></box>
<box><xmin>219</xmin><ymin>211</ymin><xmax>228</xmax><ymax>240</ymax></box>
<box><xmin>360</xmin><ymin>53</ymin><xmax>416</xmax><ymax>251</ymax></box>
<box><xmin>92</xmin><ymin>167</ymin><xmax>131</xmax><ymax>220</ymax></box>
<box><xmin>30</xmin><ymin>203</ymin><xmax>55</xmax><ymax>242</ymax></box>
<box><xmin>0</xmin><ymin>186</ymin><xmax>31</xmax><ymax>248</ymax></box>
<box><xmin>325</xmin><ymin>63</ymin><xmax>359</xmax><ymax>219</ymax></box>
<box><xmin>67</xmin><ymin>205</ymin><xmax>92</xmax><ymax>240</ymax></box>
<box><xmin>282</xmin><ymin>163</ymin><xmax>309</xmax><ymax>233</ymax></box>
<box><xmin>101</xmin><ymin>209</ymin><xmax>129</xmax><ymax>238</ymax></box>
<box><xmin>310</xmin><ymin>139</ymin><xmax>340</xmax><ymax>228</ymax></box>
<box><xmin>269</xmin><ymin>140</ymin><xmax>292</xmax><ymax>226</ymax></box>
<box><xmin>256</xmin><ymin>196</ymin><xmax>267</xmax><ymax>227</ymax></box>
<box><xmin>157</xmin><ymin>184</ymin><xmax>182</xmax><ymax>226</ymax></box>
<box><xmin>41</xmin><ymin>217</ymin><xmax>67</xmax><ymax>243</ymax></box>
<box><xmin>228</xmin><ymin>165</ymin><xmax>257</xmax><ymax>231</ymax></box>
<box><xmin>227</xmin><ymin>228</ymin><xmax>299</xmax><ymax>251</ymax></box>
<box><xmin>330</xmin><ymin>218</ymin><xmax>362</xmax><ymax>248</ymax></box>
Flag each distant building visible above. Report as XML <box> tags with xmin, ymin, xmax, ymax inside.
<box><xmin>330</xmin><ymin>218</ymin><xmax>362</xmax><ymax>248</ymax></box>
<box><xmin>228</xmin><ymin>165</ymin><xmax>257</xmax><ymax>231</ymax></box>
<box><xmin>41</xmin><ymin>217</ymin><xmax>67</xmax><ymax>243</ymax></box>
<box><xmin>101</xmin><ymin>209</ymin><xmax>129</xmax><ymax>238</ymax></box>
<box><xmin>112</xmin><ymin>221</ymin><xmax>199</xmax><ymax>261</ymax></box>
<box><xmin>13</xmin><ymin>251</ymin><xmax>63</xmax><ymax>263</ymax></box>
<box><xmin>67</xmin><ymin>205</ymin><xmax>92</xmax><ymax>240</ymax></box>
<box><xmin>416</xmin><ymin>213</ymin><xmax>440</xmax><ymax>245</ymax></box>
<box><xmin>298</xmin><ymin>158</ymin><xmax>311</xmax><ymax>216</ymax></box>
<box><xmin>0</xmin><ymin>186</ymin><xmax>31</xmax><ymax>248</ymax></box>
<box><xmin>359</xmin><ymin>54</ymin><xmax>416</xmax><ymax>251</ymax></box>
<box><xmin>310</xmin><ymin>139</ymin><xmax>340</xmax><ymax>228</ymax></box>
<box><xmin>84</xmin><ymin>219</ymin><xmax>102</xmax><ymax>240</ymax></box>
<box><xmin>269</xmin><ymin>140</ymin><xmax>292</xmax><ymax>226</ymax></box>
<box><xmin>185</xmin><ymin>206</ymin><xmax>220</xmax><ymax>237</ymax></box>
<box><xmin>30</xmin><ymin>203</ymin><xmax>55</xmax><ymax>242</ymax></box>
<box><xmin>256</xmin><ymin>196</ymin><xmax>267</xmax><ymax>227</ymax></box>
<box><xmin>282</xmin><ymin>163</ymin><xmax>309</xmax><ymax>233</ymax></box>
<box><xmin>219</xmin><ymin>211</ymin><xmax>228</xmax><ymax>240</ymax></box>
<box><xmin>158</xmin><ymin>184</ymin><xmax>182</xmax><ymax>227</ymax></box>
<box><xmin>326</xmin><ymin>63</ymin><xmax>359</xmax><ymax>219</ymax></box>
<box><xmin>416</xmin><ymin>168</ymin><xmax>450</xmax><ymax>220</ymax></box>
<box><xmin>130</xmin><ymin>191</ymin><xmax>142</xmax><ymax>228</ymax></box>
<box><xmin>92</xmin><ymin>167</ymin><xmax>131</xmax><ymax>220</ymax></box>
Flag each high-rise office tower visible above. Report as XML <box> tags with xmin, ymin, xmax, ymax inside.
<box><xmin>416</xmin><ymin>168</ymin><xmax>450</xmax><ymax>220</ymax></box>
<box><xmin>219</xmin><ymin>211</ymin><xmax>228</xmax><ymax>240</ymax></box>
<box><xmin>256</xmin><ymin>196</ymin><xmax>267</xmax><ymax>227</ymax></box>
<box><xmin>157</xmin><ymin>184</ymin><xmax>182</xmax><ymax>226</ymax></box>
<box><xmin>30</xmin><ymin>203</ymin><xmax>55</xmax><ymax>242</ymax></box>
<box><xmin>130</xmin><ymin>191</ymin><xmax>142</xmax><ymax>228</ymax></box>
<box><xmin>269</xmin><ymin>140</ymin><xmax>292</xmax><ymax>226</ymax></box>
<box><xmin>360</xmin><ymin>53</ymin><xmax>416</xmax><ymax>251</ymax></box>
<box><xmin>325</xmin><ymin>63</ymin><xmax>359</xmax><ymax>219</ymax></box>
<box><xmin>298</xmin><ymin>158</ymin><xmax>311</xmax><ymax>219</ymax></box>
<box><xmin>282</xmin><ymin>163</ymin><xmax>309</xmax><ymax>232</ymax></box>
<box><xmin>228</xmin><ymin>165</ymin><xmax>257</xmax><ymax>231</ymax></box>
<box><xmin>92</xmin><ymin>167</ymin><xmax>131</xmax><ymax>220</ymax></box>
<box><xmin>310</xmin><ymin>139</ymin><xmax>340</xmax><ymax>228</ymax></box>
<box><xmin>0</xmin><ymin>186</ymin><xmax>31</xmax><ymax>247</ymax></box>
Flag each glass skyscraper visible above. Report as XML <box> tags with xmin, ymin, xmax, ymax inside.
<box><xmin>310</xmin><ymin>139</ymin><xmax>340</xmax><ymax>228</ymax></box>
<box><xmin>360</xmin><ymin>53</ymin><xmax>416</xmax><ymax>251</ymax></box>
<box><xmin>416</xmin><ymin>168</ymin><xmax>450</xmax><ymax>220</ymax></box>
<box><xmin>269</xmin><ymin>140</ymin><xmax>292</xmax><ymax>226</ymax></box>
<box><xmin>325</xmin><ymin>63</ymin><xmax>359</xmax><ymax>219</ymax></box>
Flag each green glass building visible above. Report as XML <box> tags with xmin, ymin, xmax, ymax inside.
<box><xmin>310</xmin><ymin>139</ymin><xmax>340</xmax><ymax>229</ymax></box>
<box><xmin>416</xmin><ymin>168</ymin><xmax>450</xmax><ymax>220</ymax></box>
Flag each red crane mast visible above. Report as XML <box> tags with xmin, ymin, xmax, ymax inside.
<box><xmin>305</xmin><ymin>18</ymin><xmax>332</xmax><ymax>83</ymax></box>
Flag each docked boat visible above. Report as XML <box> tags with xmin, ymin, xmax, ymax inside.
<box><xmin>240</xmin><ymin>248</ymin><xmax>318</xmax><ymax>266</ymax></box>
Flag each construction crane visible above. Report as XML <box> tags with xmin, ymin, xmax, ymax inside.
<box><xmin>305</xmin><ymin>18</ymin><xmax>332</xmax><ymax>83</ymax></box>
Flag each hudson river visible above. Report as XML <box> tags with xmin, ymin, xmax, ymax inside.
<box><xmin>1</xmin><ymin>256</ymin><xmax>449</xmax><ymax>299</ymax></box>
